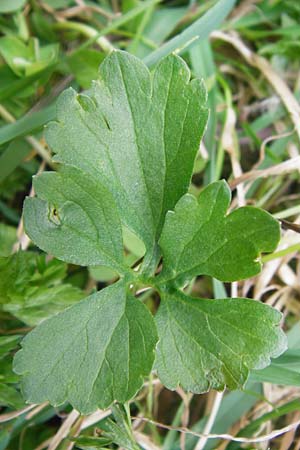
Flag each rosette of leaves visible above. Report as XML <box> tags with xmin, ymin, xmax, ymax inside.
<box><xmin>13</xmin><ymin>50</ymin><xmax>287</xmax><ymax>414</ymax></box>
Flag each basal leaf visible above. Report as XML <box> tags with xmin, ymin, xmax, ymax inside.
<box><xmin>0</xmin><ymin>223</ymin><xmax>16</xmax><ymax>256</ymax></box>
<box><xmin>0</xmin><ymin>252</ymin><xmax>36</xmax><ymax>304</ymax></box>
<box><xmin>45</xmin><ymin>50</ymin><xmax>208</xmax><ymax>261</ymax></box>
<box><xmin>0</xmin><ymin>335</ymin><xmax>21</xmax><ymax>360</ymax></box>
<box><xmin>4</xmin><ymin>284</ymin><xmax>84</xmax><ymax>326</ymax></box>
<box><xmin>14</xmin><ymin>280</ymin><xmax>158</xmax><ymax>414</ymax></box>
<box><xmin>13</xmin><ymin>50</ymin><xmax>286</xmax><ymax>414</ymax></box>
<box><xmin>159</xmin><ymin>180</ymin><xmax>280</xmax><ymax>286</ymax></box>
<box><xmin>155</xmin><ymin>291</ymin><xmax>287</xmax><ymax>392</ymax></box>
<box><xmin>0</xmin><ymin>383</ymin><xmax>25</xmax><ymax>409</ymax></box>
<box><xmin>24</xmin><ymin>165</ymin><xmax>125</xmax><ymax>271</ymax></box>
<box><xmin>0</xmin><ymin>252</ymin><xmax>84</xmax><ymax>325</ymax></box>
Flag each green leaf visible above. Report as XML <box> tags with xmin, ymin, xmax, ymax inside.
<box><xmin>45</xmin><ymin>50</ymin><xmax>208</xmax><ymax>260</ymax></box>
<box><xmin>103</xmin><ymin>404</ymin><xmax>140</xmax><ymax>450</ymax></box>
<box><xmin>0</xmin><ymin>0</ymin><xmax>26</xmax><ymax>13</ymax></box>
<box><xmin>0</xmin><ymin>383</ymin><xmax>25</xmax><ymax>409</ymax></box>
<box><xmin>0</xmin><ymin>336</ymin><xmax>21</xmax><ymax>360</ymax></box>
<box><xmin>67</xmin><ymin>49</ymin><xmax>106</xmax><ymax>89</ymax></box>
<box><xmin>0</xmin><ymin>139</ymin><xmax>31</xmax><ymax>184</ymax></box>
<box><xmin>0</xmin><ymin>223</ymin><xmax>16</xmax><ymax>256</ymax></box>
<box><xmin>0</xmin><ymin>36</ymin><xmax>58</xmax><ymax>77</ymax></box>
<box><xmin>0</xmin><ymin>36</ymin><xmax>31</xmax><ymax>77</ymax></box>
<box><xmin>43</xmin><ymin>0</ymin><xmax>73</xmax><ymax>8</ymax></box>
<box><xmin>0</xmin><ymin>252</ymin><xmax>35</xmax><ymax>304</ymax></box>
<box><xmin>4</xmin><ymin>284</ymin><xmax>84</xmax><ymax>326</ymax></box>
<box><xmin>11</xmin><ymin>50</ymin><xmax>286</xmax><ymax>415</ymax></box>
<box><xmin>155</xmin><ymin>290</ymin><xmax>287</xmax><ymax>393</ymax></box>
<box><xmin>0</xmin><ymin>355</ymin><xmax>20</xmax><ymax>383</ymax></box>
<box><xmin>14</xmin><ymin>280</ymin><xmax>158</xmax><ymax>414</ymax></box>
<box><xmin>24</xmin><ymin>165</ymin><xmax>124</xmax><ymax>271</ymax></box>
<box><xmin>0</xmin><ymin>251</ymin><xmax>84</xmax><ymax>324</ymax></box>
<box><xmin>159</xmin><ymin>180</ymin><xmax>280</xmax><ymax>286</ymax></box>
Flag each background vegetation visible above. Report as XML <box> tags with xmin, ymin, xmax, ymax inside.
<box><xmin>0</xmin><ymin>0</ymin><xmax>300</xmax><ymax>448</ymax></box>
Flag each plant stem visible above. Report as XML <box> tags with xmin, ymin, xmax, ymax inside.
<box><xmin>53</xmin><ymin>21</ymin><xmax>114</xmax><ymax>53</ymax></box>
<box><xmin>262</xmin><ymin>243</ymin><xmax>300</xmax><ymax>263</ymax></box>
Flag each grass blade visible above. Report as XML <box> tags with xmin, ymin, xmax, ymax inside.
<box><xmin>143</xmin><ymin>0</ymin><xmax>236</xmax><ymax>67</ymax></box>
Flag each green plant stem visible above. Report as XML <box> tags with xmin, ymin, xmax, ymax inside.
<box><xmin>128</xmin><ymin>2</ymin><xmax>155</xmax><ymax>54</ymax></box>
<box><xmin>162</xmin><ymin>402</ymin><xmax>185</xmax><ymax>450</ymax></box>
<box><xmin>262</xmin><ymin>243</ymin><xmax>300</xmax><ymax>263</ymax></box>
<box><xmin>53</xmin><ymin>21</ymin><xmax>114</xmax><ymax>53</ymax></box>
<box><xmin>110</xmin><ymin>29</ymin><xmax>157</xmax><ymax>50</ymax></box>
<box><xmin>69</xmin><ymin>0</ymin><xmax>162</xmax><ymax>57</ymax></box>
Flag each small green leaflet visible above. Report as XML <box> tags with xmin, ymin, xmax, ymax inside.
<box><xmin>24</xmin><ymin>165</ymin><xmax>124</xmax><ymax>272</ymax></box>
<box><xmin>14</xmin><ymin>280</ymin><xmax>157</xmax><ymax>414</ymax></box>
<box><xmin>45</xmin><ymin>50</ymin><xmax>208</xmax><ymax>259</ymax></box>
<box><xmin>155</xmin><ymin>291</ymin><xmax>287</xmax><ymax>392</ymax></box>
<box><xmin>14</xmin><ymin>50</ymin><xmax>286</xmax><ymax>414</ymax></box>
<box><xmin>159</xmin><ymin>180</ymin><xmax>280</xmax><ymax>286</ymax></box>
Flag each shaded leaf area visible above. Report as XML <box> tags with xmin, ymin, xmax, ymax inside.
<box><xmin>0</xmin><ymin>223</ymin><xmax>16</xmax><ymax>256</ymax></box>
<box><xmin>159</xmin><ymin>180</ymin><xmax>280</xmax><ymax>286</ymax></box>
<box><xmin>14</xmin><ymin>280</ymin><xmax>158</xmax><ymax>414</ymax></box>
<box><xmin>45</xmin><ymin>50</ymin><xmax>208</xmax><ymax>259</ymax></box>
<box><xmin>72</xmin><ymin>436</ymin><xmax>113</xmax><ymax>449</ymax></box>
<box><xmin>0</xmin><ymin>36</ymin><xmax>59</xmax><ymax>77</ymax></box>
<box><xmin>0</xmin><ymin>252</ymin><xmax>84</xmax><ymax>326</ymax></box>
<box><xmin>0</xmin><ymin>336</ymin><xmax>22</xmax><ymax>409</ymax></box>
<box><xmin>0</xmin><ymin>383</ymin><xmax>25</xmax><ymax>409</ymax></box>
<box><xmin>0</xmin><ymin>0</ymin><xmax>26</xmax><ymax>13</ymax></box>
<box><xmin>24</xmin><ymin>165</ymin><xmax>124</xmax><ymax>272</ymax></box>
<box><xmin>155</xmin><ymin>290</ymin><xmax>287</xmax><ymax>393</ymax></box>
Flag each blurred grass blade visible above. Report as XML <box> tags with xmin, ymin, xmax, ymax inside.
<box><xmin>225</xmin><ymin>398</ymin><xmax>300</xmax><ymax>450</ymax></box>
<box><xmin>144</xmin><ymin>0</ymin><xmax>236</xmax><ymax>67</ymax></box>
<box><xmin>0</xmin><ymin>139</ymin><xmax>31</xmax><ymax>183</ymax></box>
<box><xmin>190</xmin><ymin>39</ymin><xmax>217</xmax><ymax>152</ymax></box>
<box><xmin>0</xmin><ymin>0</ymin><xmax>26</xmax><ymax>13</ymax></box>
<box><xmin>130</xmin><ymin>7</ymin><xmax>188</xmax><ymax>58</ymax></box>
<box><xmin>189</xmin><ymin>39</ymin><xmax>219</xmax><ymax>183</ymax></box>
<box><xmin>250</xmin><ymin>364</ymin><xmax>300</xmax><ymax>386</ymax></box>
<box><xmin>287</xmin><ymin>321</ymin><xmax>300</xmax><ymax>348</ymax></box>
<box><xmin>171</xmin><ymin>383</ymin><xmax>262</xmax><ymax>450</ymax></box>
<box><xmin>72</xmin><ymin>0</ymin><xmax>162</xmax><ymax>56</ymax></box>
<box><xmin>0</xmin><ymin>104</ymin><xmax>55</xmax><ymax>146</ymax></box>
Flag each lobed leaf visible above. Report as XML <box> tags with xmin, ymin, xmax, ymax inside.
<box><xmin>14</xmin><ymin>280</ymin><xmax>158</xmax><ymax>414</ymax></box>
<box><xmin>45</xmin><ymin>50</ymin><xmax>208</xmax><ymax>261</ymax></box>
<box><xmin>24</xmin><ymin>165</ymin><xmax>124</xmax><ymax>272</ymax></box>
<box><xmin>13</xmin><ymin>50</ymin><xmax>286</xmax><ymax>414</ymax></box>
<box><xmin>159</xmin><ymin>180</ymin><xmax>280</xmax><ymax>286</ymax></box>
<box><xmin>155</xmin><ymin>290</ymin><xmax>287</xmax><ymax>393</ymax></box>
